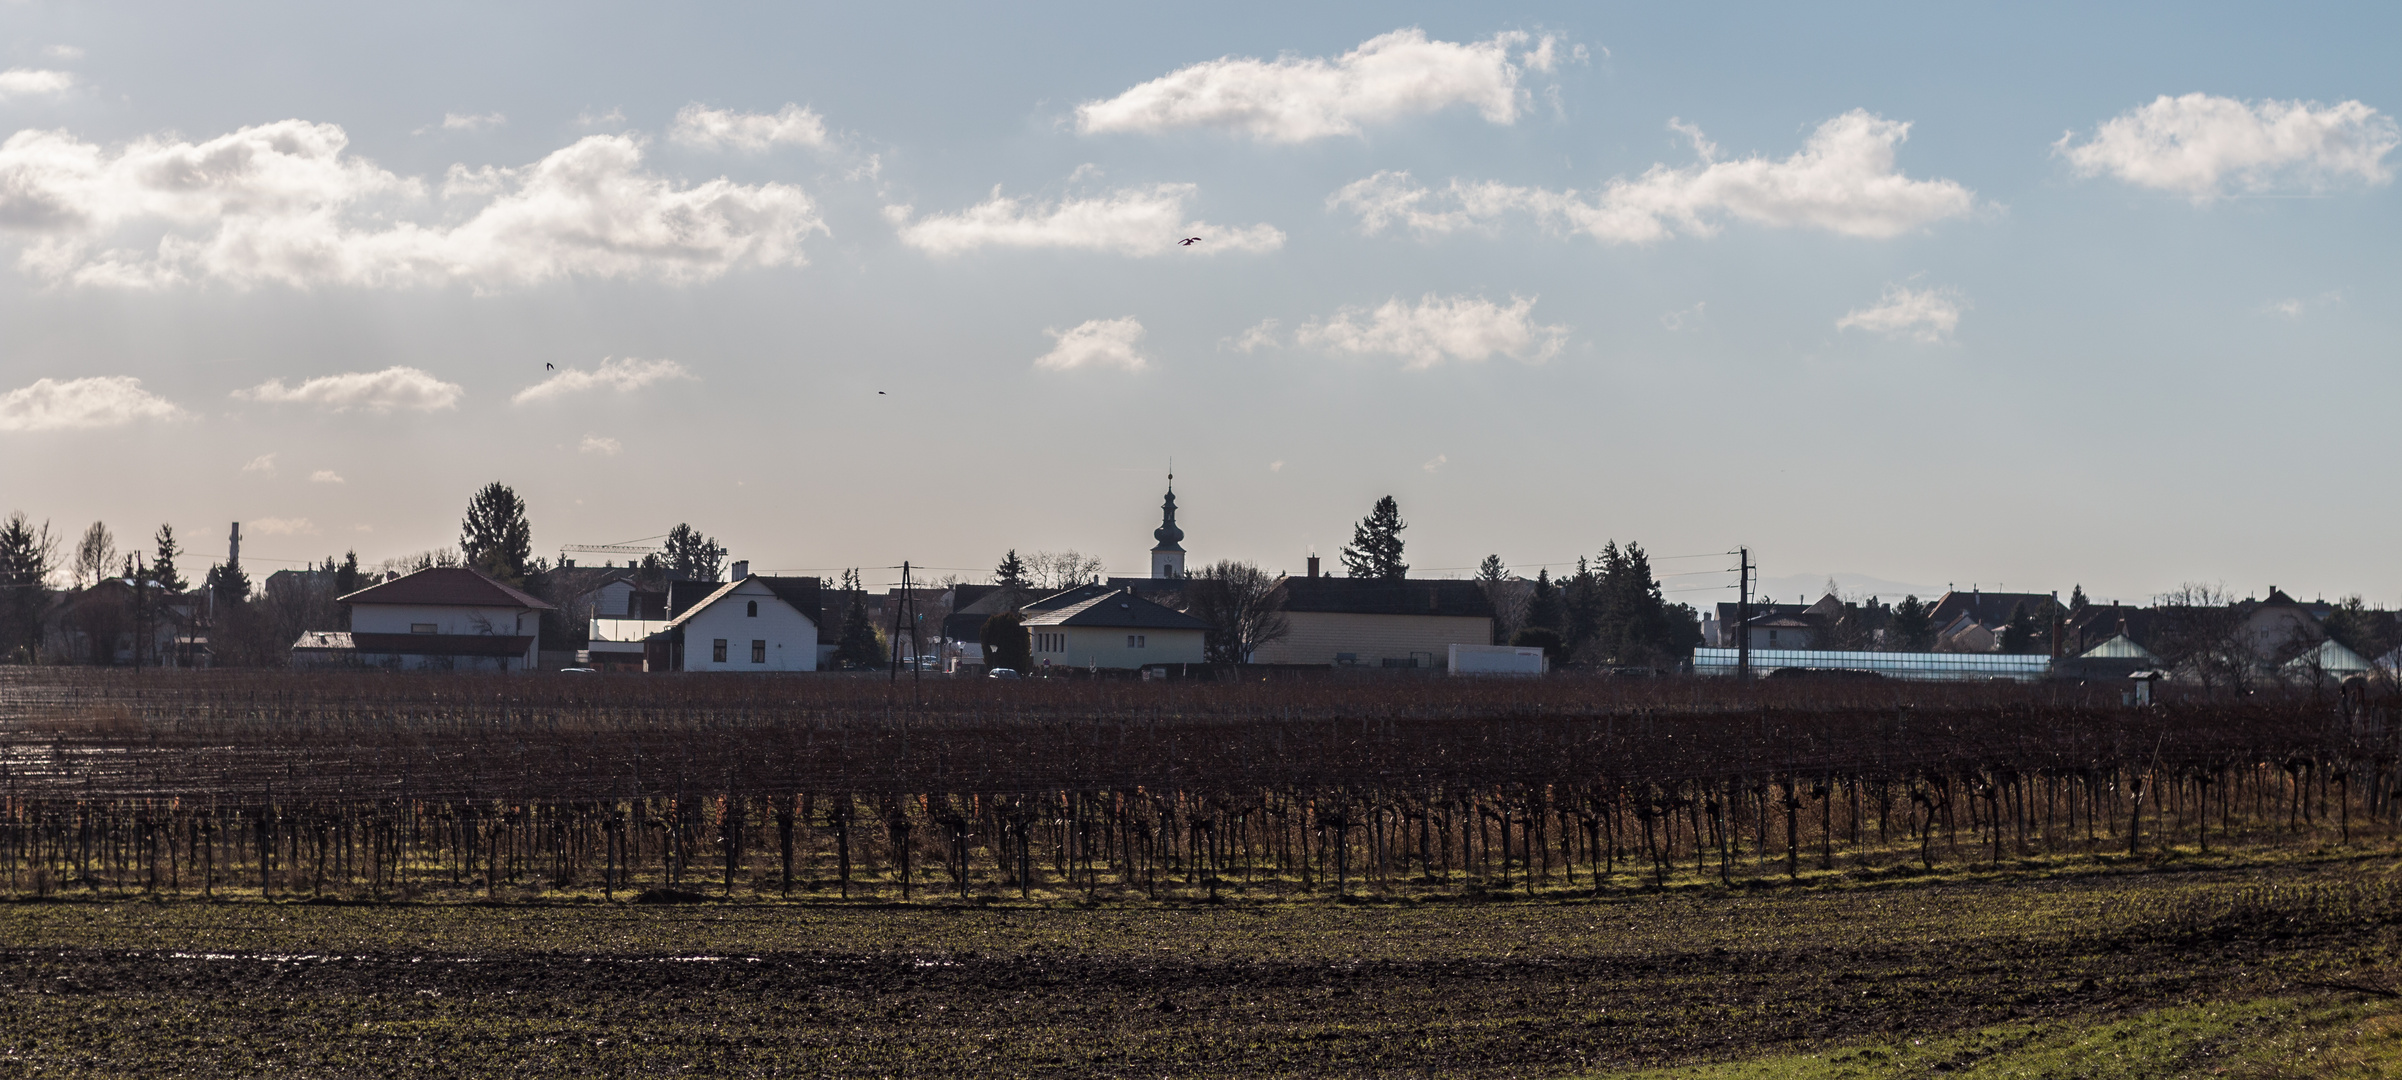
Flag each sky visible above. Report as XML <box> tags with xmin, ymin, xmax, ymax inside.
<box><xmin>0</xmin><ymin>2</ymin><xmax>2396</xmax><ymax>607</ymax></box>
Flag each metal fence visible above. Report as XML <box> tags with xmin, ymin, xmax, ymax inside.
<box><xmin>1692</xmin><ymin>647</ymin><xmax>2051</xmax><ymax>682</ymax></box>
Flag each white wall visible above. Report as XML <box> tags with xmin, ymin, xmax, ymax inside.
<box><xmin>1249</xmin><ymin>612</ymin><xmax>1493</xmax><ymax>667</ymax></box>
<box><xmin>349</xmin><ymin>603</ymin><xmax>540</xmax><ymax>669</ymax></box>
<box><xmin>1026</xmin><ymin>624</ymin><xmax>1204</xmax><ymax>670</ymax></box>
<box><xmin>352</xmin><ymin>603</ymin><xmax>536</xmax><ymax>637</ymax></box>
<box><xmin>676</xmin><ymin>579</ymin><xmax>819</xmax><ymax>672</ymax></box>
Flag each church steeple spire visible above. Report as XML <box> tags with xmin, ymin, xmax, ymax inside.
<box><xmin>1150</xmin><ymin>472</ymin><xmax>1185</xmax><ymax>578</ymax></box>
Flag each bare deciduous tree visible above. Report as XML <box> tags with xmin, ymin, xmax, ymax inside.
<box><xmin>2152</xmin><ymin>583</ymin><xmax>2251</xmax><ymax>693</ymax></box>
<box><xmin>1178</xmin><ymin>560</ymin><xmax>1290</xmax><ymax>664</ymax></box>
<box><xmin>71</xmin><ymin>522</ymin><xmax>116</xmax><ymax>590</ymax></box>
<box><xmin>1027</xmin><ymin>550</ymin><xmax>1104</xmax><ymax>591</ymax></box>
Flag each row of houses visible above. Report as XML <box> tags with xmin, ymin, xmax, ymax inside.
<box><xmin>284</xmin><ymin>482</ymin><xmax>1535</xmax><ymax>676</ymax></box>
<box><xmin>1702</xmin><ymin>586</ymin><xmax>2388</xmax><ymax>684</ymax></box>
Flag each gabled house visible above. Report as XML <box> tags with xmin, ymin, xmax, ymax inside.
<box><xmin>333</xmin><ymin>566</ymin><xmax>554</xmax><ymax>672</ymax></box>
<box><xmin>1020</xmin><ymin>586</ymin><xmax>1207</xmax><ymax>671</ymax></box>
<box><xmin>655</xmin><ymin>575</ymin><xmax>823</xmax><ymax>672</ymax></box>
<box><xmin>2283</xmin><ymin>638</ymin><xmax>2369</xmax><ymax>684</ymax></box>
<box><xmin>1249</xmin><ymin>574</ymin><xmax>1495</xmax><ymax>668</ymax></box>
<box><xmin>2235</xmin><ymin>588</ymin><xmax>2326</xmax><ymax>666</ymax></box>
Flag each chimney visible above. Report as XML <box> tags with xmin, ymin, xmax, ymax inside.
<box><xmin>228</xmin><ymin>522</ymin><xmax>241</xmax><ymax>567</ymax></box>
<box><xmin>1307</xmin><ymin>553</ymin><xmax>1320</xmax><ymax>578</ymax></box>
<box><xmin>731</xmin><ymin>560</ymin><xmax>749</xmax><ymax>581</ymax></box>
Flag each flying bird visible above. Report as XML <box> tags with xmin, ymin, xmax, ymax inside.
<box><xmin>877</xmin><ymin>390</ymin><xmax>886</xmax><ymax>395</ymax></box>
<box><xmin>1179</xmin><ymin>237</ymin><xmax>1202</xmax><ymax>246</ymax></box>
<box><xmin>544</xmin><ymin>363</ymin><xmax>555</xmax><ymax>370</ymax></box>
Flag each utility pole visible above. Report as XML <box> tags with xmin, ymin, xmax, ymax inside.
<box><xmin>888</xmin><ymin>561</ymin><xmax>921</xmax><ymax>687</ymax></box>
<box><xmin>131</xmin><ymin>554</ymin><xmax>145</xmax><ymax>672</ymax></box>
<box><xmin>1736</xmin><ymin>547</ymin><xmax>1752</xmax><ymax>680</ymax></box>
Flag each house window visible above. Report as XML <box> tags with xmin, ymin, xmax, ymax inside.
<box><xmin>410</xmin><ymin>623</ymin><xmax>437</xmax><ymax>635</ymax></box>
<box><xmin>747</xmin><ymin>600</ymin><xmax>758</xmax><ymax>617</ymax></box>
<box><xmin>712</xmin><ymin>638</ymin><xmax>728</xmax><ymax>663</ymax></box>
<box><xmin>1127</xmin><ymin>635</ymin><xmax>1145</xmax><ymax>649</ymax></box>
<box><xmin>751</xmin><ymin>639</ymin><xmax>766</xmax><ymax>663</ymax></box>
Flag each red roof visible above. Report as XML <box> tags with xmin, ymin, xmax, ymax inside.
<box><xmin>337</xmin><ymin>566</ymin><xmax>555</xmax><ymax>611</ymax></box>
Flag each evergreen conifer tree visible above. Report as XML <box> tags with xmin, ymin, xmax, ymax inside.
<box><xmin>980</xmin><ymin>609</ymin><xmax>1033</xmax><ymax>673</ymax></box>
<box><xmin>1339</xmin><ymin>496</ymin><xmax>1407</xmax><ymax>580</ymax></box>
<box><xmin>2000</xmin><ymin>602</ymin><xmax>2036</xmax><ymax>654</ymax></box>
<box><xmin>0</xmin><ymin>513</ymin><xmax>57</xmax><ymax>662</ymax></box>
<box><xmin>1887</xmin><ymin>595</ymin><xmax>1934</xmax><ymax>651</ymax></box>
<box><xmin>460</xmin><ymin>482</ymin><xmax>534</xmax><ymax>584</ymax></box>
<box><xmin>149</xmin><ymin>524</ymin><xmax>187</xmax><ymax>593</ymax></box>
<box><xmin>833</xmin><ymin>569</ymin><xmax>884</xmax><ymax>669</ymax></box>
<box><xmin>994</xmin><ymin>550</ymin><xmax>1029</xmax><ymax>590</ymax></box>
<box><xmin>1524</xmin><ymin>569</ymin><xmax>1563</xmax><ymax>631</ymax></box>
<box><xmin>662</xmin><ymin>524</ymin><xmax>725</xmax><ymax>582</ymax></box>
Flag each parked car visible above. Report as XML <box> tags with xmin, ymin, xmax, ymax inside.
<box><xmin>987</xmin><ymin>668</ymin><xmax>1021</xmax><ymax>680</ymax></box>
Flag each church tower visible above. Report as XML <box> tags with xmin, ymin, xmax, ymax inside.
<box><xmin>1151</xmin><ymin>475</ymin><xmax>1185</xmax><ymax>579</ymax></box>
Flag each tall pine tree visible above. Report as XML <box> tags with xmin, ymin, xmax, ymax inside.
<box><xmin>832</xmin><ymin>569</ymin><xmax>883</xmax><ymax>669</ymax></box>
<box><xmin>460</xmin><ymin>482</ymin><xmax>534</xmax><ymax>584</ymax></box>
<box><xmin>993</xmin><ymin>549</ymin><xmax>1029</xmax><ymax>589</ymax></box>
<box><xmin>149</xmin><ymin>524</ymin><xmax>187</xmax><ymax>593</ymax></box>
<box><xmin>1339</xmin><ymin>496</ymin><xmax>1407</xmax><ymax>580</ymax></box>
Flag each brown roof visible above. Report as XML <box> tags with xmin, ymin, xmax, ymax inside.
<box><xmin>337</xmin><ymin>567</ymin><xmax>555</xmax><ymax>611</ymax></box>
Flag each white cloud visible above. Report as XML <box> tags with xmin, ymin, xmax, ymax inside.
<box><xmin>0</xmin><ymin>375</ymin><xmax>185</xmax><ymax>431</ymax></box>
<box><xmin>1294</xmin><ymin>294</ymin><xmax>1566</xmax><ymax>370</ymax></box>
<box><xmin>0</xmin><ymin>68</ymin><xmax>73</xmax><ymax>101</ymax></box>
<box><xmin>2057</xmin><ymin>94</ymin><xmax>2399</xmax><ymax>200</ymax></box>
<box><xmin>888</xmin><ymin>182</ymin><xmax>1282</xmax><ymax>257</ymax></box>
<box><xmin>579</xmin><ymin>434</ymin><xmax>622</xmax><ymax>456</ymax></box>
<box><xmin>251</xmin><ymin>517</ymin><xmax>316</xmax><ymax>536</ymax></box>
<box><xmin>1661</xmin><ymin>302</ymin><xmax>1706</xmax><ymax>330</ymax></box>
<box><xmin>2266</xmin><ymin>291</ymin><xmax>2344</xmax><ymax>318</ymax></box>
<box><xmin>1268</xmin><ymin>460</ymin><xmax>1283</xmax><ymax>473</ymax></box>
<box><xmin>1423</xmin><ymin>453</ymin><xmax>1447</xmax><ymax>472</ymax></box>
<box><xmin>438</xmin><ymin>112</ymin><xmax>506</xmax><ymax>132</ymax></box>
<box><xmin>242</xmin><ymin>453</ymin><xmax>277</xmax><ymax>473</ymax></box>
<box><xmin>513</xmin><ymin>356</ymin><xmax>694</xmax><ymax>405</ymax></box>
<box><xmin>0</xmin><ymin>122</ymin><xmax>826</xmax><ymax>288</ymax></box>
<box><xmin>576</xmin><ymin>107</ymin><xmax>627</xmax><ymax>128</ymax></box>
<box><xmin>309</xmin><ymin>469</ymin><xmax>345</xmax><ymax>483</ymax></box>
<box><xmin>1076</xmin><ymin>28</ymin><xmax>1564</xmax><ymax>143</ymax></box>
<box><xmin>670</xmin><ymin>104</ymin><xmax>829</xmax><ymax>151</ymax></box>
<box><xmin>1836</xmin><ymin>285</ymin><xmax>1965</xmax><ymax>343</ymax></box>
<box><xmin>1331</xmin><ymin>112</ymin><xmax>1976</xmax><ymax>243</ymax></box>
<box><xmin>43</xmin><ymin>46</ymin><xmax>84</xmax><ymax>61</ymax></box>
<box><xmin>234</xmin><ymin>366</ymin><xmax>464</xmax><ymax>413</ymax></box>
<box><xmin>1035</xmin><ymin>317</ymin><xmax>1149</xmax><ymax>371</ymax></box>
<box><xmin>1231</xmin><ymin>319</ymin><xmax>1281</xmax><ymax>352</ymax></box>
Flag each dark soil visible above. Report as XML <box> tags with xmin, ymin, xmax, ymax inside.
<box><xmin>3</xmin><ymin>859</ymin><xmax>2396</xmax><ymax>1077</ymax></box>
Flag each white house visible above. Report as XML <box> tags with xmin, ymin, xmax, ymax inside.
<box><xmin>1021</xmin><ymin>586</ymin><xmax>1208</xmax><ymax>671</ymax></box>
<box><xmin>661</xmin><ymin>575</ymin><xmax>822</xmax><ymax>672</ymax></box>
<box><xmin>335</xmin><ymin>566</ymin><xmax>554</xmax><ymax>672</ymax></box>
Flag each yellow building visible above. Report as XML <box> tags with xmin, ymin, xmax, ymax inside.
<box><xmin>1248</xmin><ymin>574</ymin><xmax>1495</xmax><ymax>668</ymax></box>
